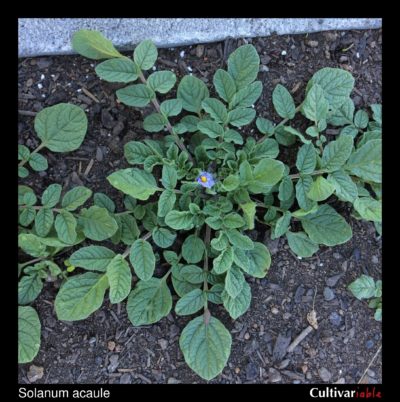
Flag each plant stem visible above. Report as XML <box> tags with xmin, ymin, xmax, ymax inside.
<box><xmin>257</xmin><ymin>104</ymin><xmax>303</xmax><ymax>144</ymax></box>
<box><xmin>18</xmin><ymin>142</ymin><xmax>45</xmax><ymax>167</ymax></box>
<box><xmin>18</xmin><ymin>257</ymin><xmax>45</xmax><ymax>269</ymax></box>
<box><xmin>138</xmin><ymin>71</ymin><xmax>194</xmax><ymax>164</ymax></box>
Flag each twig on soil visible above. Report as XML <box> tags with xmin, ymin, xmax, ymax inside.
<box><xmin>84</xmin><ymin>158</ymin><xmax>95</xmax><ymax>177</ymax></box>
<box><xmin>81</xmin><ymin>87</ymin><xmax>100</xmax><ymax>103</ymax></box>
<box><xmin>18</xmin><ymin>110</ymin><xmax>37</xmax><ymax>116</ymax></box>
<box><xmin>358</xmin><ymin>344</ymin><xmax>382</xmax><ymax>384</ymax></box>
<box><xmin>65</xmin><ymin>157</ymin><xmax>90</xmax><ymax>161</ymax></box>
<box><xmin>287</xmin><ymin>325</ymin><xmax>314</xmax><ymax>353</ymax></box>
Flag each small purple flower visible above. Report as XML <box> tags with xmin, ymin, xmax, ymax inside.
<box><xmin>197</xmin><ymin>171</ymin><xmax>215</xmax><ymax>188</ymax></box>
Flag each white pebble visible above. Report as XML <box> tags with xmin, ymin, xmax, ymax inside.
<box><xmin>179</xmin><ymin>50</ymin><xmax>185</xmax><ymax>58</ymax></box>
<box><xmin>37</xmin><ymin>83</ymin><xmax>43</xmax><ymax>89</ymax></box>
<box><xmin>319</xmin><ymin>263</ymin><xmax>324</xmax><ymax>267</ymax></box>
<box><xmin>187</xmin><ymin>66</ymin><xmax>193</xmax><ymax>72</ymax></box>
<box><xmin>356</xmin><ymin>52</ymin><xmax>360</xmax><ymax>58</ymax></box>
<box><xmin>281</xmin><ymin>50</ymin><xmax>287</xmax><ymax>56</ymax></box>
<box><xmin>90</xmin><ymin>63</ymin><xmax>95</xmax><ymax>67</ymax></box>
<box><xmin>251</xmin><ymin>104</ymin><xmax>255</xmax><ymax>108</ymax></box>
<box><xmin>50</xmin><ymin>74</ymin><xmax>55</xmax><ymax>78</ymax></box>
<box><xmin>40</xmin><ymin>74</ymin><xmax>45</xmax><ymax>80</ymax></box>
<box><xmin>41</xmin><ymin>94</ymin><xmax>46</xmax><ymax>98</ymax></box>
<box><xmin>297</xmin><ymin>256</ymin><xmax>303</xmax><ymax>260</ymax></box>
<box><xmin>152</xmin><ymin>66</ymin><xmax>157</xmax><ymax>71</ymax></box>
<box><xmin>77</xmin><ymin>88</ymin><xmax>82</xmax><ymax>93</ymax></box>
<box><xmin>67</xmin><ymin>83</ymin><xmax>72</xmax><ymax>87</ymax></box>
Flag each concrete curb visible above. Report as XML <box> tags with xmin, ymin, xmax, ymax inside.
<box><xmin>18</xmin><ymin>18</ymin><xmax>382</xmax><ymax>58</ymax></box>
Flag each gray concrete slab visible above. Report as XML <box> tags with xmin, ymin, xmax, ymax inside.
<box><xmin>18</xmin><ymin>18</ymin><xmax>382</xmax><ymax>58</ymax></box>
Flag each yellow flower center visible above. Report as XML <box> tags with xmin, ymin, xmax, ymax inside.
<box><xmin>200</xmin><ymin>175</ymin><xmax>208</xmax><ymax>183</ymax></box>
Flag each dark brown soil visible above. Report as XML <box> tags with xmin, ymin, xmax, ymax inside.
<box><xmin>18</xmin><ymin>28</ymin><xmax>382</xmax><ymax>384</ymax></box>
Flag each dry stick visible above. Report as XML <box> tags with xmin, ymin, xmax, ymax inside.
<box><xmin>81</xmin><ymin>87</ymin><xmax>100</xmax><ymax>103</ymax></box>
<box><xmin>358</xmin><ymin>344</ymin><xmax>382</xmax><ymax>384</ymax></box>
<box><xmin>18</xmin><ymin>110</ymin><xmax>37</xmax><ymax>117</ymax></box>
<box><xmin>137</xmin><ymin>71</ymin><xmax>194</xmax><ymax>164</ymax></box>
<box><xmin>287</xmin><ymin>326</ymin><xmax>314</xmax><ymax>353</ymax></box>
<box><xmin>84</xmin><ymin>158</ymin><xmax>95</xmax><ymax>177</ymax></box>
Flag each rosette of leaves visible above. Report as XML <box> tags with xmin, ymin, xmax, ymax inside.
<box><xmin>18</xmin><ymin>103</ymin><xmax>88</xmax><ymax>178</ymax></box>
<box><xmin>56</xmin><ymin>30</ymin><xmax>383</xmax><ymax>381</ymax></box>
<box><xmin>348</xmin><ymin>275</ymin><xmax>382</xmax><ymax>321</ymax></box>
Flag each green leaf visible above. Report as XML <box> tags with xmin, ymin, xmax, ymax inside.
<box><xmin>223</xmin><ymin>129</ymin><xmax>243</xmax><ymax>145</ymax></box>
<box><xmin>345</xmin><ymin>139</ymin><xmax>382</xmax><ymax>183</ymax></box>
<box><xmin>225</xmin><ymin>229</ymin><xmax>254</xmax><ymax>250</ymax></box>
<box><xmin>182</xmin><ymin>235</ymin><xmax>205</xmax><ymax>264</ymax></box>
<box><xmin>124</xmin><ymin>141</ymin><xmax>154</xmax><ymax>164</ymax></box>
<box><xmin>223</xmin><ymin>279</ymin><xmax>251</xmax><ymax>320</ymax></box>
<box><xmin>107</xmin><ymin>168</ymin><xmax>158</xmax><ymax>200</ymax></box>
<box><xmin>18</xmin><ymin>233</ymin><xmax>48</xmax><ymax>258</ymax></box>
<box><xmin>34</xmin><ymin>208</ymin><xmax>54</xmax><ymax>237</ymax></box>
<box><xmin>152</xmin><ymin>227</ymin><xmax>176</xmax><ymax>248</ymax></box>
<box><xmin>23</xmin><ymin>192</ymin><xmax>37</xmax><ymax>206</ymax></box>
<box><xmin>197</xmin><ymin>120</ymin><xmax>224</xmax><ymax>138</ymax></box>
<box><xmin>227</xmin><ymin>107</ymin><xmax>256</xmax><ymax>127</ymax></box>
<box><xmin>348</xmin><ymin>275</ymin><xmax>376</xmax><ymax>300</ymax></box>
<box><xmin>18</xmin><ymin>166</ymin><xmax>29</xmax><ymax>178</ymax></box>
<box><xmin>354</xmin><ymin>110</ymin><xmax>369</xmax><ymax>129</ymax></box>
<box><xmin>157</xmin><ymin>190</ymin><xmax>176</xmax><ymax>218</ymax></box>
<box><xmin>256</xmin><ymin>117</ymin><xmax>275</xmax><ymax>136</ymax></box>
<box><xmin>180</xmin><ymin>115</ymin><xmax>201</xmax><ymax>132</ymax></box>
<box><xmin>211</xmin><ymin>232</ymin><xmax>230</xmax><ymax>251</ymax></box>
<box><xmin>213</xmin><ymin>247</ymin><xmax>233</xmax><ymax>274</ymax></box>
<box><xmin>19</xmin><ymin>206</ymin><xmax>36</xmax><ymax>227</ymax></box>
<box><xmin>207</xmin><ymin>284</ymin><xmax>224</xmax><ymax>304</ymax></box>
<box><xmin>179</xmin><ymin>315</ymin><xmax>232</xmax><ymax>380</ymax></box>
<box><xmin>62</xmin><ymin>186</ymin><xmax>92</xmax><ymax>211</ymax></box>
<box><xmin>370</xmin><ymin>104</ymin><xmax>382</xmax><ymax>125</ymax></box>
<box><xmin>93</xmin><ymin>193</ymin><xmax>115</xmax><ymax>213</ymax></box>
<box><xmin>374</xmin><ymin>308</ymin><xmax>382</xmax><ymax>321</ymax></box>
<box><xmin>39</xmin><ymin>184</ymin><xmax>61</xmax><ymax>209</ymax></box>
<box><xmin>300</xmin><ymin>204</ymin><xmax>352</xmax><ymax>246</ymax></box>
<box><xmin>275</xmin><ymin>126</ymin><xmax>296</xmax><ymax>146</ymax></box>
<box><xmin>95</xmin><ymin>57</ymin><xmax>138</xmax><ymax>82</ymax></box>
<box><xmin>116</xmin><ymin>84</ymin><xmax>154</xmax><ymax>107</ymax></box>
<box><xmin>177</xmin><ymin>75</ymin><xmax>209</xmax><ymax>113</ymax></box>
<box><xmin>55</xmin><ymin>210</ymin><xmax>77</xmax><ymax>244</ymax></box>
<box><xmin>273</xmin><ymin>211</ymin><xmax>292</xmax><ymax>238</ymax></box>
<box><xmin>222</xmin><ymin>175</ymin><xmax>240</xmax><ymax>191</ymax></box>
<box><xmin>106</xmin><ymin>255</ymin><xmax>132</xmax><ymax>303</ymax></box>
<box><xmin>175</xmin><ymin>289</ymin><xmax>205</xmax><ymax>316</ymax></box>
<box><xmin>296</xmin><ymin>143</ymin><xmax>317</xmax><ymax>174</ymax></box>
<box><xmin>133</xmin><ymin>40</ymin><xmax>158</xmax><ymax>70</ymax></box>
<box><xmin>327</xmin><ymin>170</ymin><xmax>358</xmax><ymax>202</ymax></box>
<box><xmin>353</xmin><ymin>197</ymin><xmax>381</xmax><ymax>222</ymax></box>
<box><xmin>227</xmin><ymin>44</ymin><xmax>260</xmax><ymax>89</ymax></box>
<box><xmin>286</xmin><ymin>231</ymin><xmax>319</xmax><ymax>258</ymax></box>
<box><xmin>307</xmin><ymin>176</ymin><xmax>335</xmax><ymax>202</ymax></box>
<box><xmin>278</xmin><ymin>176</ymin><xmax>294</xmax><ymax>201</ymax></box>
<box><xmin>248</xmin><ymin>159</ymin><xmax>285</xmax><ymax>193</ymax></box>
<box><xmin>35</xmin><ymin>103</ymin><xmax>88</xmax><ymax>152</ymax></box>
<box><xmin>70</xmin><ymin>246</ymin><xmax>116</xmax><ymax>272</ymax></box>
<box><xmin>327</xmin><ymin>97</ymin><xmax>355</xmax><ymax>126</ymax></box>
<box><xmin>130</xmin><ymin>239</ymin><xmax>155</xmax><ymax>281</ymax></box>
<box><xmin>165</xmin><ymin>210</ymin><xmax>194</xmax><ymax>230</ymax></box>
<box><xmin>18</xmin><ymin>306</ymin><xmax>41</xmax><ymax>363</ymax></box>
<box><xmin>120</xmin><ymin>214</ymin><xmax>140</xmax><ymax>245</ymax></box>
<box><xmin>79</xmin><ymin>206</ymin><xmax>118</xmax><ymax>241</ymax></box>
<box><xmin>308</xmin><ymin>67</ymin><xmax>355</xmax><ymax>109</ymax></box>
<box><xmin>223</xmin><ymin>212</ymin><xmax>245</xmax><ymax>229</ymax></box>
<box><xmin>240</xmin><ymin>202</ymin><xmax>257</xmax><ymax>230</ymax></box>
<box><xmin>213</xmin><ymin>69</ymin><xmax>236</xmax><ymax>103</ymax></box>
<box><xmin>321</xmin><ymin>134</ymin><xmax>354</xmax><ymax>172</ymax></box>
<box><xmin>357</xmin><ymin>130</ymin><xmax>381</xmax><ymax>148</ymax></box>
<box><xmin>295</xmin><ymin>175</ymin><xmax>315</xmax><ymax>211</ymax></box>
<box><xmin>252</xmin><ymin>139</ymin><xmax>279</xmax><ymax>160</ymax></box>
<box><xmin>127</xmin><ymin>278</ymin><xmax>172</xmax><ymax>325</ymax></box>
<box><xmin>180</xmin><ymin>265</ymin><xmax>205</xmax><ymax>284</ymax></box>
<box><xmin>283</xmin><ymin>127</ymin><xmax>311</xmax><ymax>144</ymax></box>
<box><xmin>272</xmin><ymin>84</ymin><xmax>296</xmax><ymax>119</ymax></box>
<box><xmin>143</xmin><ymin>113</ymin><xmax>166</xmax><ymax>132</ymax></box>
<box><xmin>18</xmin><ymin>144</ymin><xmax>30</xmax><ymax>160</ymax></box>
<box><xmin>241</xmin><ymin>242</ymin><xmax>271</xmax><ymax>278</ymax></box>
<box><xmin>18</xmin><ymin>274</ymin><xmax>43</xmax><ymax>305</ymax></box>
<box><xmin>55</xmin><ymin>272</ymin><xmax>109</xmax><ymax>321</ymax></box>
<box><xmin>160</xmin><ymin>99</ymin><xmax>182</xmax><ymax>117</ymax></box>
<box><xmin>72</xmin><ymin>29</ymin><xmax>123</xmax><ymax>59</ymax></box>
<box><xmin>225</xmin><ymin>264</ymin><xmax>245</xmax><ymax>298</ymax></box>
<box><xmin>230</xmin><ymin>81</ymin><xmax>262</xmax><ymax>109</ymax></box>
<box><xmin>161</xmin><ymin>165</ymin><xmax>177</xmax><ymax>189</ymax></box>
<box><xmin>147</xmin><ymin>71</ymin><xmax>176</xmax><ymax>93</ymax></box>
<box><xmin>302</xmin><ymin>83</ymin><xmax>328</xmax><ymax>122</ymax></box>
<box><xmin>202</xmin><ymin>98</ymin><xmax>228</xmax><ymax>124</ymax></box>
<box><xmin>340</xmin><ymin>125</ymin><xmax>359</xmax><ymax>138</ymax></box>
<box><xmin>29</xmin><ymin>153</ymin><xmax>48</xmax><ymax>172</ymax></box>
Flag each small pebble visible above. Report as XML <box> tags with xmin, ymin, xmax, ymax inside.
<box><xmin>167</xmin><ymin>377</ymin><xmax>181</xmax><ymax>384</ymax></box>
<box><xmin>318</xmin><ymin>367</ymin><xmax>332</xmax><ymax>382</ymax></box>
<box><xmin>365</xmin><ymin>340</ymin><xmax>374</xmax><ymax>349</ymax></box>
<box><xmin>37</xmin><ymin>83</ymin><xmax>43</xmax><ymax>89</ymax></box>
<box><xmin>235</xmin><ymin>367</ymin><xmax>240</xmax><ymax>374</ymax></box>
<box><xmin>323</xmin><ymin>287</ymin><xmax>335</xmax><ymax>301</ymax></box>
<box><xmin>372</xmin><ymin>255</ymin><xmax>379</xmax><ymax>264</ymax></box>
<box><xmin>245</xmin><ymin>362</ymin><xmax>259</xmax><ymax>380</ymax></box>
<box><xmin>244</xmin><ymin>333</ymin><xmax>250</xmax><ymax>340</ymax></box>
<box><xmin>271</xmin><ymin>307</ymin><xmax>279</xmax><ymax>315</ymax></box>
<box><xmin>120</xmin><ymin>373</ymin><xmax>131</xmax><ymax>384</ymax></box>
<box><xmin>281</xmin><ymin>50</ymin><xmax>287</xmax><ymax>56</ymax></box>
<box><xmin>269</xmin><ymin>368</ymin><xmax>282</xmax><ymax>383</ymax></box>
<box><xmin>307</xmin><ymin>40</ymin><xmax>319</xmax><ymax>47</ymax></box>
<box><xmin>326</xmin><ymin>273</ymin><xmax>343</xmax><ymax>287</ymax></box>
<box><xmin>158</xmin><ymin>339</ymin><xmax>168</xmax><ymax>350</ymax></box>
<box><xmin>329</xmin><ymin>311</ymin><xmax>342</xmax><ymax>327</ymax></box>
<box><xmin>40</xmin><ymin>74</ymin><xmax>45</xmax><ymax>80</ymax></box>
<box><xmin>353</xmin><ymin>248</ymin><xmax>361</xmax><ymax>261</ymax></box>
<box><xmin>179</xmin><ymin>50</ymin><xmax>185</xmax><ymax>58</ymax></box>
<box><xmin>333</xmin><ymin>253</ymin><xmax>342</xmax><ymax>260</ymax></box>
